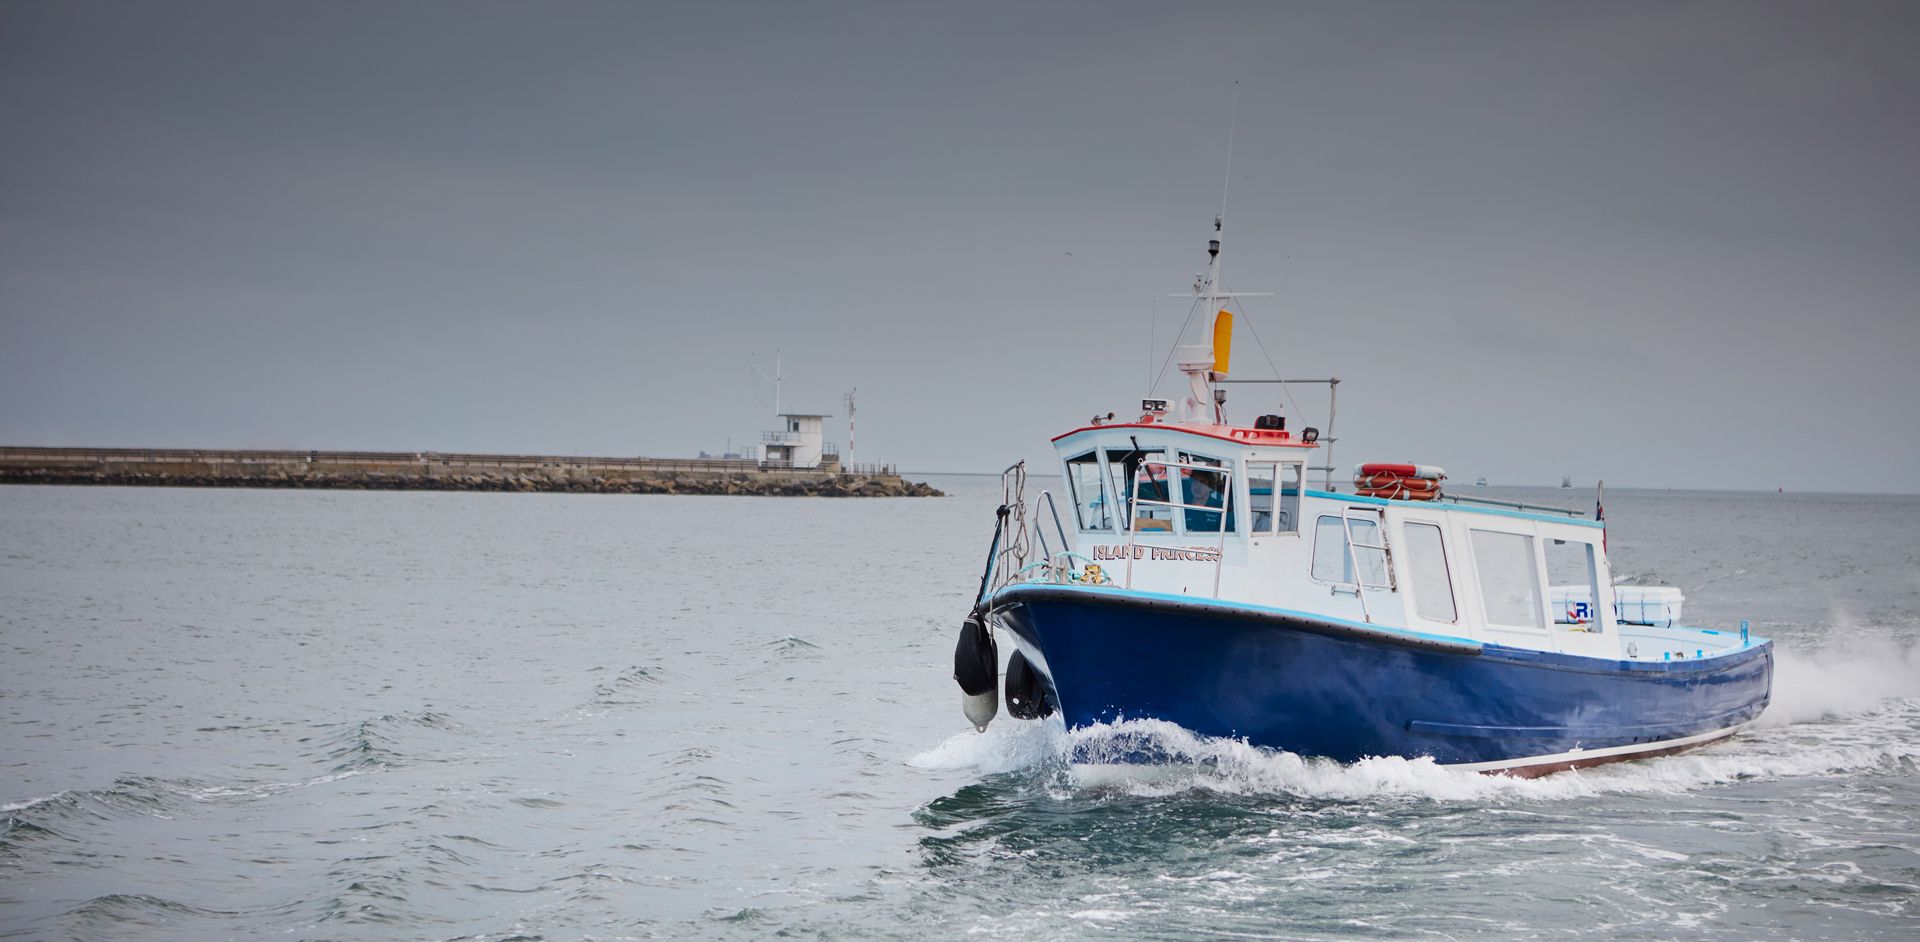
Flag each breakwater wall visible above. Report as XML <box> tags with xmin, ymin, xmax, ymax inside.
<box><xmin>0</xmin><ymin>447</ymin><xmax>942</xmax><ymax>497</ymax></box>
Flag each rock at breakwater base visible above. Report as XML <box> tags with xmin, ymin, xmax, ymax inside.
<box><xmin>0</xmin><ymin>467</ymin><xmax>944</xmax><ymax>498</ymax></box>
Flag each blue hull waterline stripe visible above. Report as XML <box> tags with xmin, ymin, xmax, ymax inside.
<box><xmin>989</xmin><ymin>583</ymin><xmax>1773</xmax><ymax>768</ymax></box>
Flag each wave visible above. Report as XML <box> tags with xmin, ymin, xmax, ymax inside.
<box><xmin>591</xmin><ymin>663</ymin><xmax>670</xmax><ymax>704</ymax></box>
<box><xmin>4</xmin><ymin>709</ymin><xmax>470</xmax><ymax>846</ymax></box>
<box><xmin>302</xmin><ymin>710</ymin><xmax>464</xmax><ymax>773</ymax></box>
<box><xmin>66</xmin><ymin>892</ymin><xmax>241</xmax><ymax>926</ymax></box>
<box><xmin>2</xmin><ymin>767</ymin><xmax>376</xmax><ymax>841</ymax></box>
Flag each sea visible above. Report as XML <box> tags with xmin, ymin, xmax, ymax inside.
<box><xmin>2</xmin><ymin>478</ymin><xmax>1916</xmax><ymax>941</ymax></box>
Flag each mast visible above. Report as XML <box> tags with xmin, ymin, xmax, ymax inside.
<box><xmin>1171</xmin><ymin>217</ymin><xmax>1271</xmax><ymax>425</ymax></box>
<box><xmin>1175</xmin><ymin>218</ymin><xmax>1227</xmax><ymax>423</ymax></box>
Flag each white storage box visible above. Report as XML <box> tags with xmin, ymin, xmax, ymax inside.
<box><xmin>1549</xmin><ymin>585</ymin><xmax>1686</xmax><ymax>628</ymax></box>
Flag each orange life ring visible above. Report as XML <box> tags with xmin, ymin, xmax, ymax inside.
<box><xmin>1357</xmin><ymin>485</ymin><xmax>1441</xmax><ymax>501</ymax></box>
<box><xmin>1354</xmin><ymin>474</ymin><xmax>1441</xmax><ymax>492</ymax></box>
<box><xmin>1357</xmin><ymin>462</ymin><xmax>1446</xmax><ymax>480</ymax></box>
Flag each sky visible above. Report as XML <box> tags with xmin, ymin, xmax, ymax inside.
<box><xmin>3</xmin><ymin>1</ymin><xmax>1917</xmax><ymax>491</ymax></box>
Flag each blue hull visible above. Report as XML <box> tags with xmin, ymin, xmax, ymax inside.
<box><xmin>990</xmin><ymin>584</ymin><xmax>1773</xmax><ymax>770</ymax></box>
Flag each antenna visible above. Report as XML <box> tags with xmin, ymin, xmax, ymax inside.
<box><xmin>1146</xmin><ymin>299</ymin><xmax>1157</xmax><ymax>396</ymax></box>
<box><xmin>748</xmin><ymin>350</ymin><xmax>784</xmax><ymax>418</ymax></box>
<box><xmin>1220</xmin><ymin>80</ymin><xmax>1239</xmax><ymax>225</ymax></box>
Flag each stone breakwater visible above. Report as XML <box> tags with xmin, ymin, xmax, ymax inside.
<box><xmin>0</xmin><ymin>447</ymin><xmax>943</xmax><ymax>498</ymax></box>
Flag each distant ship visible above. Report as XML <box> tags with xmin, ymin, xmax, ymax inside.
<box><xmin>1475</xmin><ymin>477</ymin><xmax>1488</xmax><ymax>487</ymax></box>
<box><xmin>1561</xmin><ymin>475</ymin><xmax>1573</xmax><ymax>488</ymax></box>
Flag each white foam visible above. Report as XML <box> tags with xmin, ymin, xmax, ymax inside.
<box><xmin>0</xmin><ymin>792</ymin><xmax>68</xmax><ymax>814</ymax></box>
<box><xmin>907</xmin><ymin>717</ymin><xmax>1069</xmax><ymax>774</ymax></box>
<box><xmin>183</xmin><ymin>768</ymin><xmax>368</xmax><ymax>802</ymax></box>
<box><xmin>1759</xmin><ymin>636</ymin><xmax>1920</xmax><ymax>728</ymax></box>
<box><xmin>911</xmin><ymin>708</ymin><xmax>1920</xmax><ymax>803</ymax></box>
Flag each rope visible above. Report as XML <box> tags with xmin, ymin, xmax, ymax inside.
<box><xmin>1231</xmin><ymin>297</ymin><xmax>1306</xmax><ymax>424</ymax></box>
<box><xmin>1148</xmin><ymin>300</ymin><xmax>1204</xmax><ymax>399</ymax></box>
<box><xmin>973</xmin><ymin>505</ymin><xmax>1006</xmax><ymax>609</ymax></box>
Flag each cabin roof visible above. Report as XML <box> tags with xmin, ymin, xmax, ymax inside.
<box><xmin>1303</xmin><ymin>488</ymin><xmax>1605</xmax><ymax>529</ymax></box>
<box><xmin>1051</xmin><ymin>421</ymin><xmax>1315</xmax><ymax>449</ymax></box>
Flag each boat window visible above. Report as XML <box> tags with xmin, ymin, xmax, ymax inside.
<box><xmin>1177</xmin><ymin>453</ymin><xmax>1235</xmax><ymax>534</ymax></box>
<box><xmin>1131</xmin><ymin>459</ymin><xmax>1176</xmax><ymax>531</ymax></box>
<box><xmin>1311</xmin><ymin>514</ymin><xmax>1386</xmax><ymax>585</ymax></box>
<box><xmin>1404</xmin><ymin>522</ymin><xmax>1457</xmax><ymax>623</ymax></box>
<box><xmin>1471</xmin><ymin>529</ymin><xmax>1543</xmax><ymax>629</ymax></box>
<box><xmin>1276</xmin><ymin>463</ymin><xmax>1302</xmax><ymax>534</ymax></box>
<box><xmin>1546</xmin><ymin>538</ymin><xmax>1602</xmax><ymax>630</ymax></box>
<box><xmin>1106</xmin><ymin>447</ymin><xmax>1162</xmax><ymax>531</ymax></box>
<box><xmin>1065</xmin><ymin>451</ymin><xmax>1112</xmax><ymax>531</ymax></box>
<box><xmin>1246</xmin><ymin>462</ymin><xmax>1298</xmax><ymax>535</ymax></box>
<box><xmin>1247</xmin><ymin>462</ymin><xmax>1276</xmax><ymax>533</ymax></box>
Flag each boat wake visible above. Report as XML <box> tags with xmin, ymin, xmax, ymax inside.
<box><xmin>1760</xmin><ymin>634</ymin><xmax>1920</xmax><ymax>727</ymax></box>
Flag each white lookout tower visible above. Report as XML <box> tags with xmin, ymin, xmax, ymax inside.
<box><xmin>759</xmin><ymin>413</ymin><xmax>832</xmax><ymax>469</ymax></box>
<box><xmin>751</xmin><ymin>351</ymin><xmax>839</xmax><ymax>469</ymax></box>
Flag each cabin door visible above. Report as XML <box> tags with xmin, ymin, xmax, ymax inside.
<box><xmin>1309</xmin><ymin>507</ymin><xmax>1394</xmax><ymax>624</ymax></box>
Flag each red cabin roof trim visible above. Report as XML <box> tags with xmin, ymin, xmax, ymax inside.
<box><xmin>1050</xmin><ymin>422</ymin><xmax>1317</xmax><ymax>449</ymax></box>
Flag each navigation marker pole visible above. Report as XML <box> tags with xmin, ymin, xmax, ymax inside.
<box><xmin>845</xmin><ymin>388</ymin><xmax>857</xmax><ymax>468</ymax></box>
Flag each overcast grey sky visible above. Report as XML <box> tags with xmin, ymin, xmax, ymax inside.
<box><xmin>3</xmin><ymin>1</ymin><xmax>1916</xmax><ymax>491</ymax></box>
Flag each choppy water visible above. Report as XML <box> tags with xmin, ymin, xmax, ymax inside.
<box><xmin>2</xmin><ymin>479</ymin><xmax>1916</xmax><ymax>940</ymax></box>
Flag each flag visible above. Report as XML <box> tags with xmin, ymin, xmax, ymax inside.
<box><xmin>1596</xmin><ymin>485</ymin><xmax>1606</xmax><ymax>553</ymax></box>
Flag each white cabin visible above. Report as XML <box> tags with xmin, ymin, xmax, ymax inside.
<box><xmin>1047</xmin><ymin>420</ymin><xmax>1725</xmax><ymax>663</ymax></box>
<box><xmin>759</xmin><ymin>413</ymin><xmax>831</xmax><ymax>469</ymax></box>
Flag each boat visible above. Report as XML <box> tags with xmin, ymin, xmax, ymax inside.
<box><xmin>1475</xmin><ymin>477</ymin><xmax>1488</xmax><ymax>487</ymax></box>
<box><xmin>950</xmin><ymin>212</ymin><xmax>1773</xmax><ymax>778</ymax></box>
<box><xmin>1562</xmin><ymin>476</ymin><xmax>1573</xmax><ymax>488</ymax></box>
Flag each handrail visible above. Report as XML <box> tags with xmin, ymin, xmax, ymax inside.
<box><xmin>1032</xmin><ymin>489</ymin><xmax>1074</xmax><ymax>580</ymax></box>
<box><xmin>1437</xmin><ymin>493</ymin><xmax>1587</xmax><ymax>517</ymax></box>
<box><xmin>1217</xmin><ymin>376</ymin><xmax>1341</xmax><ymax>491</ymax></box>
<box><xmin>1339</xmin><ymin>506</ymin><xmax>1395</xmax><ymax>624</ymax></box>
<box><xmin>990</xmin><ymin>461</ymin><xmax>1030</xmax><ymax>593</ymax></box>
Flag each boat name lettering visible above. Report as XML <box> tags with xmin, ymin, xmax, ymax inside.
<box><xmin>1091</xmin><ymin>544</ymin><xmax>1222</xmax><ymax>563</ymax></box>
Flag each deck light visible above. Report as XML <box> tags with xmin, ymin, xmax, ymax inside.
<box><xmin>1302</xmin><ymin>427</ymin><xmax>1320</xmax><ymax>443</ymax></box>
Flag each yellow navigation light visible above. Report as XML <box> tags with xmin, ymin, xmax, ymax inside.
<box><xmin>1211</xmin><ymin>310</ymin><xmax>1233</xmax><ymax>376</ymax></box>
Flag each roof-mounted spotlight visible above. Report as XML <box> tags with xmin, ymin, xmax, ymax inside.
<box><xmin>1302</xmin><ymin>427</ymin><xmax>1320</xmax><ymax>443</ymax></box>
